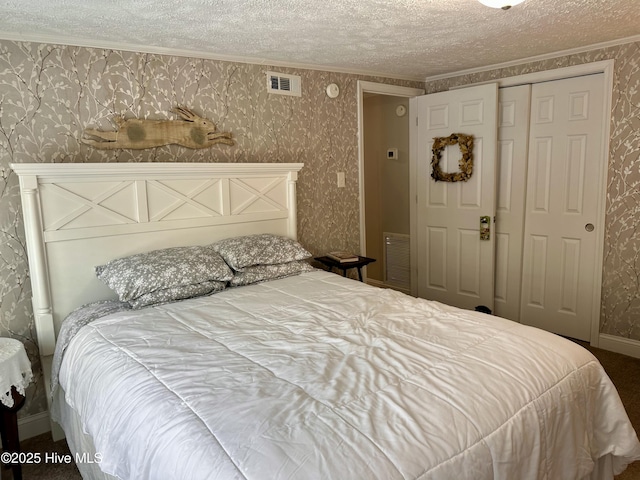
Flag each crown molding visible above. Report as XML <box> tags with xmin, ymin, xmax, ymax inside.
<box><xmin>424</xmin><ymin>34</ymin><xmax>640</xmax><ymax>83</ymax></box>
<box><xmin>0</xmin><ymin>31</ymin><xmax>424</xmax><ymax>83</ymax></box>
<box><xmin>3</xmin><ymin>30</ymin><xmax>636</xmax><ymax>87</ymax></box>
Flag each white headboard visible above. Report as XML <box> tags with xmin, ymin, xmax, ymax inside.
<box><xmin>11</xmin><ymin>162</ymin><xmax>303</xmax><ymax>406</ymax></box>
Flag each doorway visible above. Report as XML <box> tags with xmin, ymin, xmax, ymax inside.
<box><xmin>357</xmin><ymin>81</ymin><xmax>424</xmax><ymax>290</ymax></box>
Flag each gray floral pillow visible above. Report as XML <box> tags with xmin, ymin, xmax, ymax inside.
<box><xmin>96</xmin><ymin>245</ymin><xmax>233</xmax><ymax>303</ymax></box>
<box><xmin>212</xmin><ymin>234</ymin><xmax>312</xmax><ymax>271</ymax></box>
<box><xmin>229</xmin><ymin>261</ymin><xmax>315</xmax><ymax>287</ymax></box>
<box><xmin>130</xmin><ymin>280</ymin><xmax>227</xmax><ymax>309</ymax></box>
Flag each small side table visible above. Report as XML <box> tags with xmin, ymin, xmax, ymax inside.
<box><xmin>315</xmin><ymin>256</ymin><xmax>376</xmax><ymax>282</ymax></box>
<box><xmin>0</xmin><ymin>338</ymin><xmax>33</xmax><ymax>480</ymax></box>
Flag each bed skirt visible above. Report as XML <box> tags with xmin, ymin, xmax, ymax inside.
<box><xmin>53</xmin><ymin>386</ymin><xmax>117</xmax><ymax>480</ymax></box>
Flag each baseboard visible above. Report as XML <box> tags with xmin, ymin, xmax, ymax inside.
<box><xmin>598</xmin><ymin>334</ymin><xmax>640</xmax><ymax>359</ymax></box>
<box><xmin>364</xmin><ymin>278</ymin><xmax>384</xmax><ymax>288</ymax></box>
<box><xmin>18</xmin><ymin>411</ymin><xmax>51</xmax><ymax>440</ymax></box>
<box><xmin>366</xmin><ymin>278</ymin><xmax>411</xmax><ymax>295</ymax></box>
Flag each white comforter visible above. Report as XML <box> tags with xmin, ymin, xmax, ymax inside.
<box><xmin>56</xmin><ymin>271</ymin><xmax>640</xmax><ymax>479</ymax></box>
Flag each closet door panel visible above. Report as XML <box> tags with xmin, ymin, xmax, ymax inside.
<box><xmin>494</xmin><ymin>85</ymin><xmax>531</xmax><ymax>320</ymax></box>
<box><xmin>520</xmin><ymin>74</ymin><xmax>605</xmax><ymax>341</ymax></box>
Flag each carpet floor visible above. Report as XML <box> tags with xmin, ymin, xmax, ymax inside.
<box><xmin>5</xmin><ymin>341</ymin><xmax>640</xmax><ymax>480</ymax></box>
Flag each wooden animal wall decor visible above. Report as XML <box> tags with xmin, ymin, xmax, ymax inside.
<box><xmin>82</xmin><ymin>106</ymin><xmax>234</xmax><ymax>150</ymax></box>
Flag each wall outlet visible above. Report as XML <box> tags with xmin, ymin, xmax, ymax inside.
<box><xmin>337</xmin><ymin>172</ymin><xmax>345</xmax><ymax>188</ymax></box>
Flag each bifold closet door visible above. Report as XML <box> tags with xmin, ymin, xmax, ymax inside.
<box><xmin>519</xmin><ymin>74</ymin><xmax>605</xmax><ymax>341</ymax></box>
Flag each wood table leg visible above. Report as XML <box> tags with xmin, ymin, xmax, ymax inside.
<box><xmin>0</xmin><ymin>388</ymin><xmax>25</xmax><ymax>480</ymax></box>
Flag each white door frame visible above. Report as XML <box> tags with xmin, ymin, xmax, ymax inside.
<box><xmin>356</xmin><ymin>81</ymin><xmax>425</xmax><ymax>284</ymax></box>
<box><xmin>449</xmin><ymin>60</ymin><xmax>614</xmax><ymax>346</ymax></box>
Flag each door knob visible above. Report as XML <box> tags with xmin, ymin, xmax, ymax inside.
<box><xmin>585</xmin><ymin>223</ymin><xmax>594</xmax><ymax>232</ymax></box>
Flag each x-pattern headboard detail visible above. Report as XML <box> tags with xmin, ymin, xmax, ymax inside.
<box><xmin>11</xmin><ymin>162</ymin><xmax>303</xmax><ymax>415</ymax></box>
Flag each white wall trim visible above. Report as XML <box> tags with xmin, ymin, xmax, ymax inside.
<box><xmin>19</xmin><ymin>411</ymin><xmax>52</xmax><ymax>440</ymax></box>
<box><xmin>2</xmin><ymin>31</ymin><xmax>636</xmax><ymax>85</ymax></box>
<box><xmin>357</xmin><ymin>81</ymin><xmax>424</xmax><ymax>98</ymax></box>
<box><xmin>356</xmin><ymin>81</ymin><xmax>424</xmax><ymax>286</ymax></box>
<box><xmin>591</xmin><ymin>61</ymin><xmax>615</xmax><ymax>349</ymax></box>
<box><xmin>514</xmin><ymin>61</ymin><xmax>613</xmax><ymax>89</ymax></box>
<box><xmin>424</xmin><ymin>34</ymin><xmax>640</xmax><ymax>83</ymax></box>
<box><xmin>0</xmin><ymin>31</ymin><xmax>423</xmax><ymax>82</ymax></box>
<box><xmin>366</xmin><ymin>278</ymin><xmax>411</xmax><ymax>295</ymax></box>
<box><xmin>450</xmin><ymin>60</ymin><xmax>616</xmax><ymax>90</ymax></box>
<box><xmin>409</xmin><ymin>96</ymin><xmax>419</xmax><ymax>298</ymax></box>
<box><xmin>598</xmin><ymin>334</ymin><xmax>640</xmax><ymax>360</ymax></box>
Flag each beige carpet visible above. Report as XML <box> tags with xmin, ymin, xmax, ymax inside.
<box><xmin>581</xmin><ymin>341</ymin><xmax>640</xmax><ymax>480</ymax></box>
<box><xmin>1</xmin><ymin>430</ymin><xmax>80</xmax><ymax>480</ymax></box>
<box><xmin>6</xmin><ymin>342</ymin><xmax>640</xmax><ymax>480</ymax></box>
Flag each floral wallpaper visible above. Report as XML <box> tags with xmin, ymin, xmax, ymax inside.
<box><xmin>1</xmin><ymin>37</ymin><xmax>638</xmax><ymax>420</ymax></box>
<box><xmin>0</xmin><ymin>40</ymin><xmax>421</xmax><ymax>417</ymax></box>
<box><xmin>424</xmin><ymin>41</ymin><xmax>640</xmax><ymax>340</ymax></box>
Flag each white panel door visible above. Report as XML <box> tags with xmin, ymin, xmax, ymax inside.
<box><xmin>415</xmin><ymin>84</ymin><xmax>498</xmax><ymax>310</ymax></box>
<box><xmin>493</xmin><ymin>85</ymin><xmax>531</xmax><ymax>320</ymax></box>
<box><xmin>520</xmin><ymin>74</ymin><xmax>605</xmax><ymax>340</ymax></box>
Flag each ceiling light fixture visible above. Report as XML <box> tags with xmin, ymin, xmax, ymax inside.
<box><xmin>477</xmin><ymin>0</ymin><xmax>525</xmax><ymax>10</ymax></box>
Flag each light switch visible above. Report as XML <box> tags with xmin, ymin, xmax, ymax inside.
<box><xmin>337</xmin><ymin>172</ymin><xmax>345</xmax><ymax>188</ymax></box>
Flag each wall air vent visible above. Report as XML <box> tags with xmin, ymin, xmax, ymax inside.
<box><xmin>384</xmin><ymin>232</ymin><xmax>411</xmax><ymax>291</ymax></box>
<box><xmin>266</xmin><ymin>71</ymin><xmax>301</xmax><ymax>97</ymax></box>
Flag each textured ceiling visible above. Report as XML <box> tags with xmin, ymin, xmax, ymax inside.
<box><xmin>1</xmin><ymin>0</ymin><xmax>639</xmax><ymax>80</ymax></box>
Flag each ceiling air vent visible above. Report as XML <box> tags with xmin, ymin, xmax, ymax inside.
<box><xmin>266</xmin><ymin>71</ymin><xmax>301</xmax><ymax>97</ymax></box>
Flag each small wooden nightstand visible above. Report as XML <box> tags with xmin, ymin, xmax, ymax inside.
<box><xmin>314</xmin><ymin>256</ymin><xmax>376</xmax><ymax>282</ymax></box>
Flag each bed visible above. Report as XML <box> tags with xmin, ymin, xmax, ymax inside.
<box><xmin>11</xmin><ymin>162</ymin><xmax>640</xmax><ymax>480</ymax></box>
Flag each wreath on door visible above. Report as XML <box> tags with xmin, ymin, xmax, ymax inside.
<box><xmin>431</xmin><ymin>133</ymin><xmax>474</xmax><ymax>182</ymax></box>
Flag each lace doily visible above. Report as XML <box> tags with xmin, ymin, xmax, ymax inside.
<box><xmin>0</xmin><ymin>338</ymin><xmax>33</xmax><ymax>408</ymax></box>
